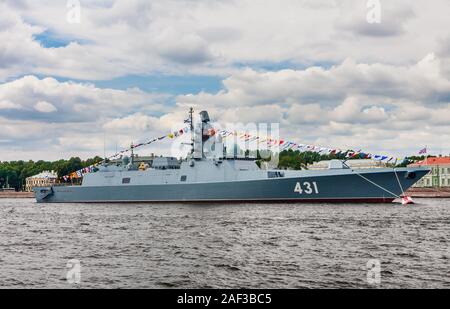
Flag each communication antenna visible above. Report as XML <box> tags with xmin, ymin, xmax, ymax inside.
<box><xmin>131</xmin><ymin>141</ymin><xmax>135</xmax><ymax>164</ymax></box>
<box><xmin>181</xmin><ymin>108</ymin><xmax>195</xmax><ymax>158</ymax></box>
<box><xmin>103</xmin><ymin>132</ymin><xmax>106</xmax><ymax>164</ymax></box>
<box><xmin>189</xmin><ymin>107</ymin><xmax>194</xmax><ymax>155</ymax></box>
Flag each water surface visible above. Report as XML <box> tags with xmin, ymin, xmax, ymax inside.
<box><xmin>0</xmin><ymin>198</ymin><xmax>449</xmax><ymax>288</ymax></box>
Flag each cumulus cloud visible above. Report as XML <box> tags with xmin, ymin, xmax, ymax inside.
<box><xmin>175</xmin><ymin>54</ymin><xmax>450</xmax><ymax>156</ymax></box>
<box><xmin>2</xmin><ymin>53</ymin><xmax>450</xmax><ymax>160</ymax></box>
<box><xmin>0</xmin><ymin>75</ymin><xmax>168</xmax><ymax>122</ymax></box>
<box><xmin>2</xmin><ymin>0</ymin><xmax>450</xmax><ymax>80</ymax></box>
<box><xmin>155</xmin><ymin>28</ymin><xmax>215</xmax><ymax>65</ymax></box>
<box><xmin>177</xmin><ymin>54</ymin><xmax>450</xmax><ymax>109</ymax></box>
<box><xmin>331</xmin><ymin>97</ymin><xmax>388</xmax><ymax>124</ymax></box>
<box><xmin>34</xmin><ymin>101</ymin><xmax>57</xmax><ymax>113</ymax></box>
<box><xmin>0</xmin><ymin>76</ymin><xmax>176</xmax><ymax>160</ymax></box>
<box><xmin>103</xmin><ymin>113</ymin><xmax>161</xmax><ymax>132</ymax></box>
<box><xmin>1</xmin><ymin>1</ymin><xmax>450</xmax><ymax>160</ymax></box>
<box><xmin>336</xmin><ymin>0</ymin><xmax>416</xmax><ymax>37</ymax></box>
<box><xmin>0</xmin><ymin>100</ymin><xmax>21</xmax><ymax>110</ymax></box>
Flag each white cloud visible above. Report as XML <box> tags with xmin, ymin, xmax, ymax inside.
<box><xmin>287</xmin><ymin>104</ymin><xmax>326</xmax><ymax>124</ymax></box>
<box><xmin>154</xmin><ymin>28</ymin><xmax>215</xmax><ymax>65</ymax></box>
<box><xmin>177</xmin><ymin>54</ymin><xmax>450</xmax><ymax>109</ymax></box>
<box><xmin>103</xmin><ymin>113</ymin><xmax>161</xmax><ymax>132</ymax></box>
<box><xmin>0</xmin><ymin>75</ymin><xmax>168</xmax><ymax>122</ymax></box>
<box><xmin>34</xmin><ymin>101</ymin><xmax>57</xmax><ymax>113</ymax></box>
<box><xmin>2</xmin><ymin>51</ymin><xmax>450</xmax><ymax>160</ymax></box>
<box><xmin>174</xmin><ymin>54</ymin><xmax>450</xmax><ymax>156</ymax></box>
<box><xmin>1</xmin><ymin>1</ymin><xmax>450</xmax><ymax>160</ymax></box>
<box><xmin>330</xmin><ymin>97</ymin><xmax>388</xmax><ymax>124</ymax></box>
<box><xmin>219</xmin><ymin>105</ymin><xmax>284</xmax><ymax>124</ymax></box>
<box><xmin>1</xmin><ymin>0</ymin><xmax>450</xmax><ymax>80</ymax></box>
<box><xmin>0</xmin><ymin>76</ymin><xmax>176</xmax><ymax>160</ymax></box>
<box><xmin>0</xmin><ymin>100</ymin><xmax>21</xmax><ymax>109</ymax></box>
<box><xmin>336</xmin><ymin>0</ymin><xmax>416</xmax><ymax>37</ymax></box>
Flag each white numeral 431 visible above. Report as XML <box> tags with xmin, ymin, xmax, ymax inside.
<box><xmin>294</xmin><ymin>181</ymin><xmax>319</xmax><ymax>194</ymax></box>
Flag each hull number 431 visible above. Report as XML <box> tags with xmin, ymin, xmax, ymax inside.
<box><xmin>294</xmin><ymin>181</ymin><xmax>319</xmax><ymax>194</ymax></box>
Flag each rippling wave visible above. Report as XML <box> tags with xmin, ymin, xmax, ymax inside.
<box><xmin>0</xmin><ymin>198</ymin><xmax>449</xmax><ymax>288</ymax></box>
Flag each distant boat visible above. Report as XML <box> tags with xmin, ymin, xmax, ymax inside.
<box><xmin>1</xmin><ymin>176</ymin><xmax>16</xmax><ymax>192</ymax></box>
<box><xmin>34</xmin><ymin>109</ymin><xmax>429</xmax><ymax>204</ymax></box>
<box><xmin>0</xmin><ymin>186</ymin><xmax>16</xmax><ymax>192</ymax></box>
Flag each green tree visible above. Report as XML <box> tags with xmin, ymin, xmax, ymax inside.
<box><xmin>0</xmin><ymin>156</ymin><xmax>104</xmax><ymax>190</ymax></box>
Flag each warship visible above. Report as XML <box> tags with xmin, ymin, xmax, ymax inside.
<box><xmin>34</xmin><ymin>109</ymin><xmax>429</xmax><ymax>203</ymax></box>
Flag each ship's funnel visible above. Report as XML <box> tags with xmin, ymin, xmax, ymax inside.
<box><xmin>199</xmin><ymin>111</ymin><xmax>210</xmax><ymax>123</ymax></box>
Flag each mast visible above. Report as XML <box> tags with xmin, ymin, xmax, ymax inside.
<box><xmin>130</xmin><ymin>142</ymin><xmax>135</xmax><ymax>164</ymax></box>
<box><xmin>189</xmin><ymin>107</ymin><xmax>194</xmax><ymax>156</ymax></box>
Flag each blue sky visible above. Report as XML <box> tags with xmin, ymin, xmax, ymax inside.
<box><xmin>33</xmin><ymin>30</ymin><xmax>77</xmax><ymax>48</ymax></box>
<box><xmin>32</xmin><ymin>31</ymin><xmax>224</xmax><ymax>95</ymax></box>
<box><xmin>92</xmin><ymin>75</ymin><xmax>224</xmax><ymax>95</ymax></box>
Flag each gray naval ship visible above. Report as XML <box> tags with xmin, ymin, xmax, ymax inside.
<box><xmin>34</xmin><ymin>110</ymin><xmax>429</xmax><ymax>203</ymax></box>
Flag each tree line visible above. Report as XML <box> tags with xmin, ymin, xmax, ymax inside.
<box><xmin>263</xmin><ymin>150</ymin><xmax>428</xmax><ymax>170</ymax></box>
<box><xmin>0</xmin><ymin>156</ymin><xmax>103</xmax><ymax>190</ymax></box>
<box><xmin>0</xmin><ymin>152</ymin><xmax>429</xmax><ymax>191</ymax></box>
<box><xmin>254</xmin><ymin>149</ymin><xmax>352</xmax><ymax>170</ymax></box>
<box><xmin>276</xmin><ymin>150</ymin><xmax>348</xmax><ymax>170</ymax></box>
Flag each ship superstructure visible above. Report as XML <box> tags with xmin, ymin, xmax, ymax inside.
<box><xmin>34</xmin><ymin>110</ymin><xmax>429</xmax><ymax>203</ymax></box>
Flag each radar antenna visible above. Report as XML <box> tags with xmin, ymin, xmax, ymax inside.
<box><xmin>188</xmin><ymin>107</ymin><xmax>194</xmax><ymax>156</ymax></box>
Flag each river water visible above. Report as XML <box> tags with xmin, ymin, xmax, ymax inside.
<box><xmin>0</xmin><ymin>198</ymin><xmax>448</xmax><ymax>289</ymax></box>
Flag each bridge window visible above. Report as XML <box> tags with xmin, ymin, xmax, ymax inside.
<box><xmin>268</xmin><ymin>171</ymin><xmax>285</xmax><ymax>178</ymax></box>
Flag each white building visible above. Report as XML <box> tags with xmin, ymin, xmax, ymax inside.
<box><xmin>25</xmin><ymin>171</ymin><xmax>58</xmax><ymax>192</ymax></box>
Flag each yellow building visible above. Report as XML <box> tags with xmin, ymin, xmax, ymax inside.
<box><xmin>25</xmin><ymin>171</ymin><xmax>58</xmax><ymax>192</ymax></box>
<box><xmin>408</xmin><ymin>157</ymin><xmax>450</xmax><ymax>188</ymax></box>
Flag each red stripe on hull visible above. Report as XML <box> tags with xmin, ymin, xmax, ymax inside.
<box><xmin>280</xmin><ymin>198</ymin><xmax>396</xmax><ymax>204</ymax></box>
<box><xmin>70</xmin><ymin>198</ymin><xmax>397</xmax><ymax>204</ymax></box>
<box><xmin>204</xmin><ymin>198</ymin><xmax>397</xmax><ymax>204</ymax></box>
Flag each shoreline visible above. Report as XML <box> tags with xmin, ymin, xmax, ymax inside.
<box><xmin>0</xmin><ymin>192</ymin><xmax>35</xmax><ymax>199</ymax></box>
<box><xmin>405</xmin><ymin>188</ymin><xmax>450</xmax><ymax>198</ymax></box>
<box><xmin>1</xmin><ymin>188</ymin><xmax>450</xmax><ymax>200</ymax></box>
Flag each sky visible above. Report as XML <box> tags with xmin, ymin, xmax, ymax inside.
<box><xmin>1</xmin><ymin>0</ymin><xmax>450</xmax><ymax>161</ymax></box>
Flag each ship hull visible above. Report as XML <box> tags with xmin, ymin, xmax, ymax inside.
<box><xmin>34</xmin><ymin>168</ymin><xmax>429</xmax><ymax>203</ymax></box>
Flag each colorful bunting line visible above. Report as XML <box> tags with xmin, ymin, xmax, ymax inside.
<box><xmin>216</xmin><ymin>129</ymin><xmax>406</xmax><ymax>165</ymax></box>
<box><xmin>62</xmin><ymin>126</ymin><xmax>192</xmax><ymax>180</ymax></box>
<box><xmin>62</xmin><ymin>125</ymin><xmax>407</xmax><ymax>181</ymax></box>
